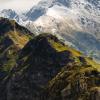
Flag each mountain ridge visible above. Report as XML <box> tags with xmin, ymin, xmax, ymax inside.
<box><xmin>0</xmin><ymin>17</ymin><xmax>33</xmax><ymax>81</ymax></box>
<box><xmin>0</xmin><ymin>20</ymin><xmax>100</xmax><ymax>100</ymax></box>
<box><xmin>0</xmin><ymin>0</ymin><xmax>99</xmax><ymax>62</ymax></box>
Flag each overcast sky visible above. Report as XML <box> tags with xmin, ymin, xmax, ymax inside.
<box><xmin>0</xmin><ymin>0</ymin><xmax>41</xmax><ymax>13</ymax></box>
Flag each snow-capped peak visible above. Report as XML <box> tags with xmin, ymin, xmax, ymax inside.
<box><xmin>0</xmin><ymin>9</ymin><xmax>20</xmax><ymax>22</ymax></box>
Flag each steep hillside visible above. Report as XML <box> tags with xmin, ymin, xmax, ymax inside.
<box><xmin>0</xmin><ymin>18</ymin><xmax>33</xmax><ymax>97</ymax></box>
<box><xmin>0</xmin><ymin>33</ymin><xmax>99</xmax><ymax>100</ymax></box>
<box><xmin>46</xmin><ymin>58</ymin><xmax>100</xmax><ymax>100</ymax></box>
<box><xmin>0</xmin><ymin>17</ymin><xmax>34</xmax><ymax>72</ymax></box>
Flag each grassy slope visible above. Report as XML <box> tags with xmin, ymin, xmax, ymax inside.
<box><xmin>0</xmin><ymin>18</ymin><xmax>33</xmax><ymax>74</ymax></box>
<box><xmin>49</xmin><ymin>37</ymin><xmax>100</xmax><ymax>71</ymax></box>
<box><xmin>43</xmin><ymin>34</ymin><xmax>100</xmax><ymax>100</ymax></box>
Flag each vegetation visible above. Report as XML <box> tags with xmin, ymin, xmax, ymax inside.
<box><xmin>0</xmin><ymin>18</ymin><xmax>100</xmax><ymax>100</ymax></box>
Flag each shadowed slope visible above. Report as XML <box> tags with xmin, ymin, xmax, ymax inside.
<box><xmin>2</xmin><ymin>33</ymin><xmax>99</xmax><ymax>100</ymax></box>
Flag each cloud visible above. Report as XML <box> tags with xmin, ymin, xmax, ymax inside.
<box><xmin>0</xmin><ymin>0</ymin><xmax>41</xmax><ymax>13</ymax></box>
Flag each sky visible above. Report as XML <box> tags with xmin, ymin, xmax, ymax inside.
<box><xmin>0</xmin><ymin>0</ymin><xmax>41</xmax><ymax>13</ymax></box>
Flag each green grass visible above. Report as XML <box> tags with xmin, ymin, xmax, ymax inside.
<box><xmin>49</xmin><ymin>39</ymin><xmax>82</xmax><ymax>57</ymax></box>
<box><xmin>49</xmin><ymin>39</ymin><xmax>67</xmax><ymax>52</ymax></box>
<box><xmin>2</xmin><ymin>59</ymin><xmax>16</xmax><ymax>73</ymax></box>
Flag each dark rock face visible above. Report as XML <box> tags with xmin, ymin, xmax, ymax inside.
<box><xmin>0</xmin><ymin>18</ymin><xmax>14</xmax><ymax>34</ymax></box>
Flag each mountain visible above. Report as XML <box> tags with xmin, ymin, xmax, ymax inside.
<box><xmin>0</xmin><ymin>18</ymin><xmax>35</xmax><ymax>100</ymax></box>
<box><xmin>25</xmin><ymin>0</ymin><xmax>71</xmax><ymax>21</ymax></box>
<box><xmin>25</xmin><ymin>0</ymin><xmax>100</xmax><ymax>62</ymax></box>
<box><xmin>0</xmin><ymin>17</ymin><xmax>33</xmax><ymax>86</ymax></box>
<box><xmin>0</xmin><ymin>0</ymin><xmax>100</xmax><ymax>62</ymax></box>
<box><xmin>46</xmin><ymin>58</ymin><xmax>100</xmax><ymax>100</ymax></box>
<box><xmin>25</xmin><ymin>0</ymin><xmax>100</xmax><ymax>33</ymax></box>
<box><xmin>0</xmin><ymin>9</ymin><xmax>20</xmax><ymax>22</ymax></box>
<box><xmin>0</xmin><ymin>25</ymin><xmax>100</xmax><ymax>100</ymax></box>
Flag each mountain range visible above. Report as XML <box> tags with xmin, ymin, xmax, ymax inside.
<box><xmin>0</xmin><ymin>0</ymin><xmax>100</xmax><ymax>62</ymax></box>
<box><xmin>0</xmin><ymin>17</ymin><xmax>100</xmax><ymax>100</ymax></box>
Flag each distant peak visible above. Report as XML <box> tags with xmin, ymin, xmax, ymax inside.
<box><xmin>1</xmin><ymin>9</ymin><xmax>16</xmax><ymax>13</ymax></box>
